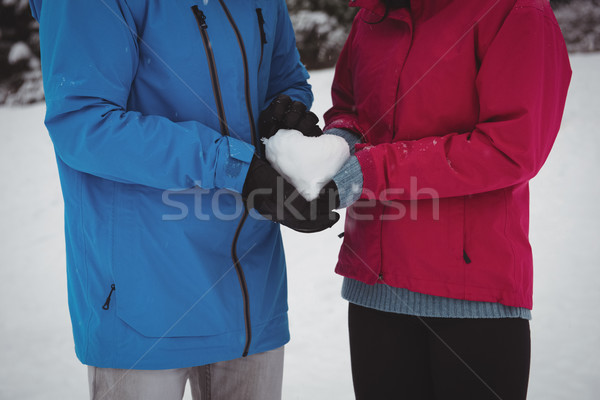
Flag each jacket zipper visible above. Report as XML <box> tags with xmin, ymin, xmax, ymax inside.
<box><xmin>191</xmin><ymin>4</ymin><xmax>255</xmax><ymax>357</ymax></box>
<box><xmin>191</xmin><ymin>6</ymin><xmax>229</xmax><ymax>136</ymax></box>
<box><xmin>231</xmin><ymin>206</ymin><xmax>252</xmax><ymax>357</ymax></box>
<box><xmin>256</xmin><ymin>8</ymin><xmax>267</xmax><ymax>72</ymax></box>
<box><xmin>218</xmin><ymin>0</ymin><xmax>258</xmax><ymax>152</ymax></box>
<box><xmin>217</xmin><ymin>0</ymin><xmax>257</xmax><ymax>356</ymax></box>
<box><xmin>102</xmin><ymin>284</ymin><xmax>116</xmax><ymax>310</ymax></box>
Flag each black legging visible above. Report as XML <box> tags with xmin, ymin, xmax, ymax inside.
<box><xmin>348</xmin><ymin>303</ymin><xmax>531</xmax><ymax>400</ymax></box>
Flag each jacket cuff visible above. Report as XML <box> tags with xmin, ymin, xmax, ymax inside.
<box><xmin>354</xmin><ymin>147</ymin><xmax>378</xmax><ymax>200</ymax></box>
<box><xmin>214</xmin><ymin>136</ymin><xmax>255</xmax><ymax>193</ymax></box>
<box><xmin>333</xmin><ymin>156</ymin><xmax>363</xmax><ymax>209</ymax></box>
<box><xmin>323</xmin><ymin>117</ymin><xmax>364</xmax><ymax>137</ymax></box>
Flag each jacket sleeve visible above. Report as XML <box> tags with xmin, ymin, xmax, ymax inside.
<box><xmin>36</xmin><ymin>0</ymin><xmax>254</xmax><ymax>192</ymax></box>
<box><xmin>323</xmin><ymin>15</ymin><xmax>363</xmax><ymax>136</ymax></box>
<box><xmin>264</xmin><ymin>0</ymin><xmax>313</xmax><ymax>108</ymax></box>
<box><xmin>353</xmin><ymin>5</ymin><xmax>571</xmax><ymax>200</ymax></box>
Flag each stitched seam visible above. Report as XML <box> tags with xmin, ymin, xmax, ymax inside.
<box><xmin>503</xmin><ymin>188</ymin><xmax>518</xmax><ymax>293</ymax></box>
<box><xmin>513</xmin><ymin>5</ymin><xmax>561</xmax><ymax>28</ymax></box>
<box><xmin>348</xmin><ymin>269</ymin><xmax>522</xmax><ymax>295</ymax></box>
<box><xmin>205</xmin><ymin>364</ymin><xmax>211</xmax><ymax>400</ymax></box>
<box><xmin>463</xmin><ymin>196</ymin><xmax>468</xmax><ymax>299</ymax></box>
<box><xmin>81</xmin><ymin>174</ymin><xmax>92</xmax><ymax>363</ymax></box>
<box><xmin>90</xmin><ymin>367</ymin><xmax>97</xmax><ymax>400</ymax></box>
<box><xmin>108</xmin><ymin>182</ymin><xmax>117</xmax><ymax>366</ymax></box>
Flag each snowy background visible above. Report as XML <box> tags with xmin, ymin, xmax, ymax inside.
<box><xmin>1</xmin><ymin>0</ymin><xmax>600</xmax><ymax>104</ymax></box>
<box><xmin>0</xmin><ymin>53</ymin><xmax>599</xmax><ymax>399</ymax></box>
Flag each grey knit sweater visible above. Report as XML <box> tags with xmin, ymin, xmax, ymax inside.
<box><xmin>327</xmin><ymin>128</ymin><xmax>531</xmax><ymax>320</ymax></box>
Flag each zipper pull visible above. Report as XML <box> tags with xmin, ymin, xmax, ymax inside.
<box><xmin>102</xmin><ymin>284</ymin><xmax>116</xmax><ymax>310</ymax></box>
<box><xmin>463</xmin><ymin>250</ymin><xmax>472</xmax><ymax>264</ymax></box>
<box><xmin>191</xmin><ymin>6</ymin><xmax>208</xmax><ymax>29</ymax></box>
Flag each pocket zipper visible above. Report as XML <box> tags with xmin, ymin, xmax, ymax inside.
<box><xmin>191</xmin><ymin>5</ymin><xmax>230</xmax><ymax>137</ymax></box>
<box><xmin>256</xmin><ymin>8</ymin><xmax>267</xmax><ymax>71</ymax></box>
<box><xmin>463</xmin><ymin>249</ymin><xmax>472</xmax><ymax>264</ymax></box>
<box><xmin>102</xmin><ymin>284</ymin><xmax>116</xmax><ymax>310</ymax></box>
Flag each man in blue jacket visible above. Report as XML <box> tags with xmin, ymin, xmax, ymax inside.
<box><xmin>30</xmin><ymin>0</ymin><xmax>338</xmax><ymax>398</ymax></box>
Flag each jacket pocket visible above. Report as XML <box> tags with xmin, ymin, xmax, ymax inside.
<box><xmin>111</xmin><ymin>184</ymin><xmax>245</xmax><ymax>338</ymax></box>
<box><xmin>380</xmin><ymin>196</ymin><xmax>465</xmax><ymax>285</ymax></box>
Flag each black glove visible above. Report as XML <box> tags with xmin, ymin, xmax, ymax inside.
<box><xmin>283</xmin><ymin>101</ymin><xmax>322</xmax><ymax>137</ymax></box>
<box><xmin>258</xmin><ymin>94</ymin><xmax>323</xmax><ymax>140</ymax></box>
<box><xmin>242</xmin><ymin>156</ymin><xmax>339</xmax><ymax>233</ymax></box>
<box><xmin>316</xmin><ymin>180</ymin><xmax>341</xmax><ymax>211</ymax></box>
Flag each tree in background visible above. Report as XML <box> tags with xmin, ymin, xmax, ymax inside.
<box><xmin>286</xmin><ymin>0</ymin><xmax>600</xmax><ymax>69</ymax></box>
<box><xmin>0</xmin><ymin>0</ymin><xmax>599</xmax><ymax>105</ymax></box>
<box><xmin>552</xmin><ymin>0</ymin><xmax>600</xmax><ymax>52</ymax></box>
<box><xmin>0</xmin><ymin>0</ymin><xmax>43</xmax><ymax>105</ymax></box>
<box><xmin>287</xmin><ymin>0</ymin><xmax>357</xmax><ymax>69</ymax></box>
<box><xmin>551</xmin><ymin>0</ymin><xmax>574</xmax><ymax>5</ymax></box>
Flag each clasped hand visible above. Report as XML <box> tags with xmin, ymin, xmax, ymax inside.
<box><xmin>242</xmin><ymin>95</ymin><xmax>340</xmax><ymax>233</ymax></box>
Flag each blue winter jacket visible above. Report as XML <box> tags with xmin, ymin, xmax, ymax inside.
<box><xmin>30</xmin><ymin>0</ymin><xmax>313</xmax><ymax>369</ymax></box>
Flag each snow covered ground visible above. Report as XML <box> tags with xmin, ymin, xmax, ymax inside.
<box><xmin>0</xmin><ymin>53</ymin><xmax>599</xmax><ymax>399</ymax></box>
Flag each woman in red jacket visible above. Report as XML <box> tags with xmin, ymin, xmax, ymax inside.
<box><xmin>324</xmin><ymin>0</ymin><xmax>571</xmax><ymax>398</ymax></box>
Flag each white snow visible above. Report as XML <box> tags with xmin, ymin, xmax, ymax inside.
<box><xmin>7</xmin><ymin>42</ymin><xmax>32</xmax><ymax>65</ymax></box>
<box><xmin>264</xmin><ymin>129</ymin><xmax>350</xmax><ymax>201</ymax></box>
<box><xmin>1</xmin><ymin>53</ymin><xmax>599</xmax><ymax>399</ymax></box>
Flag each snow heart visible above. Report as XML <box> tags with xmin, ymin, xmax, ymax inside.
<box><xmin>263</xmin><ymin>129</ymin><xmax>350</xmax><ymax>201</ymax></box>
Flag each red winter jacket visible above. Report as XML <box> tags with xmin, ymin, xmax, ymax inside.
<box><xmin>324</xmin><ymin>0</ymin><xmax>571</xmax><ymax>309</ymax></box>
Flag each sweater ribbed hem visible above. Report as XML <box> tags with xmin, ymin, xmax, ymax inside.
<box><xmin>342</xmin><ymin>278</ymin><xmax>532</xmax><ymax>320</ymax></box>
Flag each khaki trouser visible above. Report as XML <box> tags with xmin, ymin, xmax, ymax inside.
<box><xmin>88</xmin><ymin>347</ymin><xmax>284</xmax><ymax>400</ymax></box>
